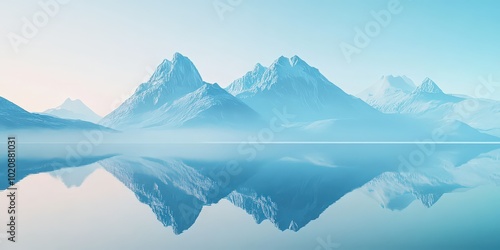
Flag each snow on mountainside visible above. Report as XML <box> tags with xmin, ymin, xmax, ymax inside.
<box><xmin>358</xmin><ymin>75</ymin><xmax>416</xmax><ymax>113</ymax></box>
<box><xmin>360</xmin><ymin>76</ymin><xmax>500</xmax><ymax>136</ymax></box>
<box><xmin>100</xmin><ymin>53</ymin><xmax>261</xmax><ymax>130</ymax></box>
<box><xmin>43</xmin><ymin>98</ymin><xmax>102</xmax><ymax>123</ymax></box>
<box><xmin>144</xmin><ymin>83</ymin><xmax>261</xmax><ymax>128</ymax></box>
<box><xmin>359</xmin><ymin>76</ymin><xmax>463</xmax><ymax>114</ymax></box>
<box><xmin>416</xmin><ymin>77</ymin><xmax>444</xmax><ymax>94</ymax></box>
<box><xmin>0</xmin><ymin>96</ymin><xmax>108</xmax><ymax>130</ymax></box>
<box><xmin>226</xmin><ymin>63</ymin><xmax>267</xmax><ymax>96</ymax></box>
<box><xmin>398</xmin><ymin>78</ymin><xmax>464</xmax><ymax>114</ymax></box>
<box><xmin>226</xmin><ymin>56</ymin><xmax>378</xmax><ymax>121</ymax></box>
<box><xmin>359</xmin><ymin>75</ymin><xmax>416</xmax><ymax>98</ymax></box>
<box><xmin>283</xmin><ymin>115</ymin><xmax>498</xmax><ymax>142</ymax></box>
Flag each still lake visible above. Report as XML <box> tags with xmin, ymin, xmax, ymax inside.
<box><xmin>1</xmin><ymin>143</ymin><xmax>499</xmax><ymax>249</ymax></box>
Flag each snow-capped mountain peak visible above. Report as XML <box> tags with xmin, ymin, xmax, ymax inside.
<box><xmin>274</xmin><ymin>55</ymin><xmax>291</xmax><ymax>66</ymax></box>
<box><xmin>415</xmin><ymin>78</ymin><xmax>444</xmax><ymax>94</ymax></box>
<box><xmin>148</xmin><ymin>53</ymin><xmax>203</xmax><ymax>88</ymax></box>
<box><xmin>290</xmin><ymin>55</ymin><xmax>308</xmax><ymax>67</ymax></box>
<box><xmin>267</xmin><ymin>55</ymin><xmax>313</xmax><ymax>72</ymax></box>
<box><xmin>43</xmin><ymin>98</ymin><xmax>102</xmax><ymax>123</ymax></box>
<box><xmin>255</xmin><ymin>55</ymin><xmax>332</xmax><ymax>92</ymax></box>
<box><xmin>103</xmin><ymin>53</ymin><xmax>206</xmax><ymax>125</ymax></box>
<box><xmin>358</xmin><ymin>75</ymin><xmax>415</xmax><ymax>102</ymax></box>
<box><xmin>226</xmin><ymin>55</ymin><xmax>377</xmax><ymax>121</ymax></box>
<box><xmin>358</xmin><ymin>75</ymin><xmax>466</xmax><ymax>114</ymax></box>
<box><xmin>100</xmin><ymin>53</ymin><xmax>261</xmax><ymax>129</ymax></box>
<box><xmin>149</xmin><ymin>59</ymin><xmax>173</xmax><ymax>82</ymax></box>
<box><xmin>357</xmin><ymin>75</ymin><xmax>417</xmax><ymax>113</ymax></box>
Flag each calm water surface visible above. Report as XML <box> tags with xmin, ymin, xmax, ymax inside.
<box><xmin>1</xmin><ymin>144</ymin><xmax>499</xmax><ymax>249</ymax></box>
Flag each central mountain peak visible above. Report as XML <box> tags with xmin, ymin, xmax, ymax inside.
<box><xmin>226</xmin><ymin>55</ymin><xmax>377</xmax><ymax>121</ymax></box>
<box><xmin>149</xmin><ymin>53</ymin><xmax>203</xmax><ymax>88</ymax></box>
<box><xmin>256</xmin><ymin>55</ymin><xmax>331</xmax><ymax>92</ymax></box>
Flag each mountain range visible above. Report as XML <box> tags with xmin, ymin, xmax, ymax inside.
<box><xmin>359</xmin><ymin>75</ymin><xmax>463</xmax><ymax>114</ymax></box>
<box><xmin>225</xmin><ymin>56</ymin><xmax>377</xmax><ymax>121</ymax></box>
<box><xmin>358</xmin><ymin>75</ymin><xmax>500</xmax><ymax>136</ymax></box>
<box><xmin>3</xmin><ymin>52</ymin><xmax>500</xmax><ymax>140</ymax></box>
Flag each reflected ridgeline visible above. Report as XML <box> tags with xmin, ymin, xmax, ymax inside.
<box><xmin>2</xmin><ymin>144</ymin><xmax>499</xmax><ymax>234</ymax></box>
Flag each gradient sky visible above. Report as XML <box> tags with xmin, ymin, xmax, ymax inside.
<box><xmin>1</xmin><ymin>0</ymin><xmax>499</xmax><ymax>116</ymax></box>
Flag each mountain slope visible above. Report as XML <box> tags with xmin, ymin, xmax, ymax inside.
<box><xmin>145</xmin><ymin>83</ymin><xmax>261</xmax><ymax>128</ymax></box>
<box><xmin>358</xmin><ymin>75</ymin><xmax>416</xmax><ymax>113</ymax></box>
<box><xmin>398</xmin><ymin>78</ymin><xmax>464</xmax><ymax>113</ymax></box>
<box><xmin>0</xmin><ymin>96</ymin><xmax>108</xmax><ymax>130</ymax></box>
<box><xmin>100</xmin><ymin>53</ymin><xmax>261</xmax><ymax>129</ymax></box>
<box><xmin>43</xmin><ymin>98</ymin><xmax>102</xmax><ymax>123</ymax></box>
<box><xmin>359</xmin><ymin>77</ymin><xmax>500</xmax><ymax>136</ymax></box>
<box><xmin>226</xmin><ymin>56</ymin><xmax>378</xmax><ymax>121</ymax></box>
<box><xmin>359</xmin><ymin>77</ymin><xmax>464</xmax><ymax>114</ymax></box>
<box><xmin>226</xmin><ymin>63</ymin><xmax>267</xmax><ymax>96</ymax></box>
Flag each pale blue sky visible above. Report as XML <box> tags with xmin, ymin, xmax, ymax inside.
<box><xmin>1</xmin><ymin>0</ymin><xmax>499</xmax><ymax>116</ymax></box>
